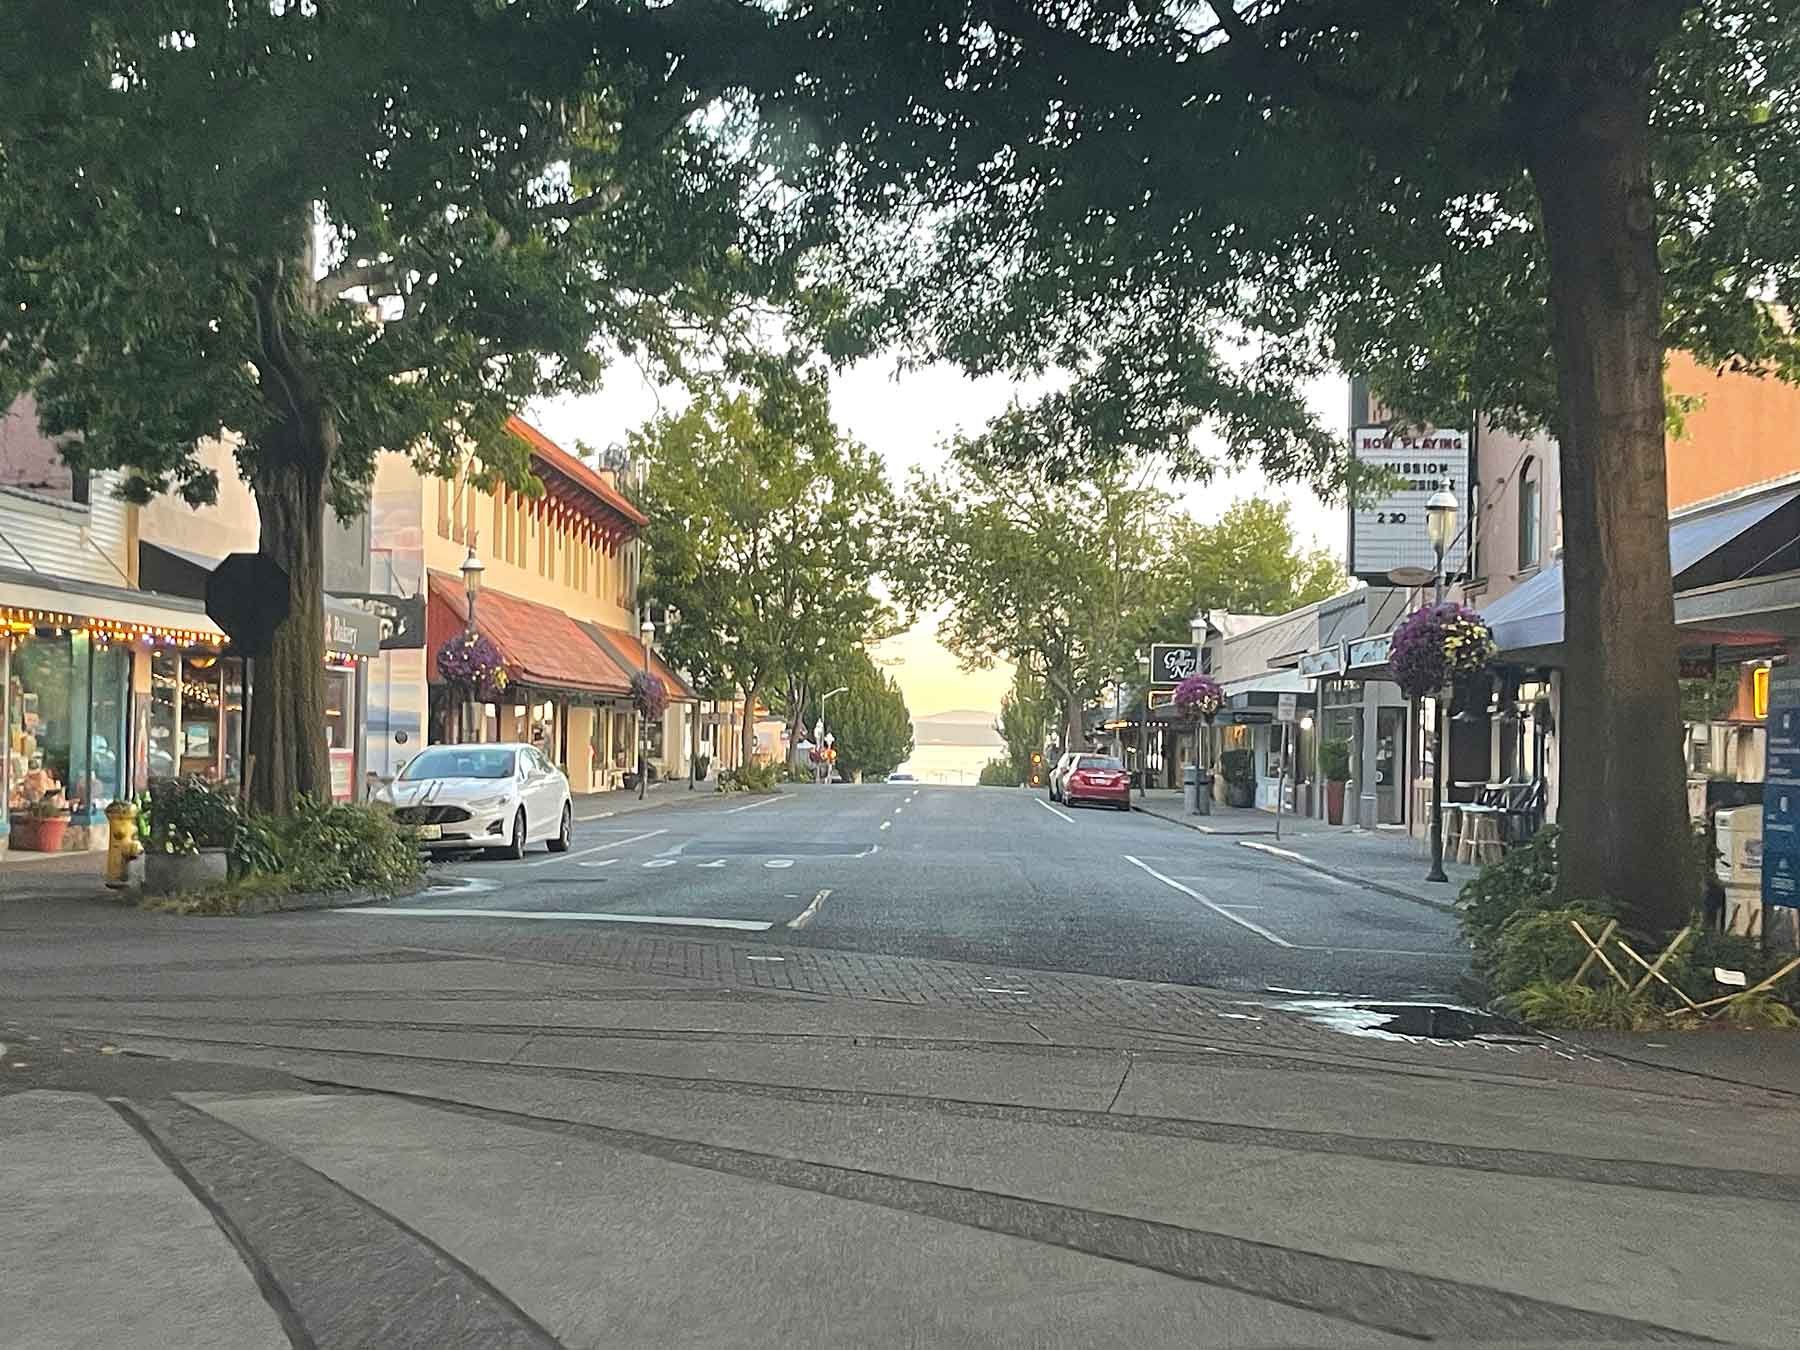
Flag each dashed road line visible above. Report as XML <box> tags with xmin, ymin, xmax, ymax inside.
<box><xmin>579</xmin><ymin>858</ymin><xmax>621</xmax><ymax>870</ymax></box>
<box><xmin>1037</xmin><ymin>798</ymin><xmax>1075</xmax><ymax>824</ymax></box>
<box><xmin>1122</xmin><ymin>854</ymin><xmax>1295</xmax><ymax>948</ymax></box>
<box><xmin>642</xmin><ymin>859</ymin><xmax>678</xmax><ymax>869</ymax></box>
<box><xmin>764</xmin><ymin>859</ymin><xmax>794</xmax><ymax>869</ymax></box>
<box><xmin>786</xmin><ymin>889</ymin><xmax>832</xmax><ymax>929</ymax></box>
<box><xmin>724</xmin><ymin>795</ymin><xmax>785</xmax><ymax>814</ymax></box>
<box><xmin>523</xmin><ymin>829</ymin><xmax>666</xmax><ymax>867</ymax></box>
<box><xmin>879</xmin><ymin>821</ymin><xmax>892</xmax><ymax>831</ymax></box>
<box><xmin>575</xmin><ymin>809</ymin><xmax>616</xmax><ymax>822</ymax></box>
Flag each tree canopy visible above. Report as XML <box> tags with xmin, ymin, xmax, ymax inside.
<box><xmin>635</xmin><ymin>372</ymin><xmax>893</xmax><ymax>768</ymax></box>
<box><xmin>1150</xmin><ymin>500</ymin><xmax>1345</xmax><ymax>640</ymax></box>
<box><xmin>0</xmin><ymin>0</ymin><xmax>799</xmax><ymax>809</ymax></box>
<box><xmin>823</xmin><ymin>649</ymin><xmax>914</xmax><ymax>781</ymax></box>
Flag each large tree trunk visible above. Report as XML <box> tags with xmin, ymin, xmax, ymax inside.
<box><xmin>1526</xmin><ymin>24</ymin><xmax>1691</xmax><ymax>929</ymax></box>
<box><xmin>247</xmin><ymin>405</ymin><xmax>334</xmax><ymax>815</ymax></box>
<box><xmin>1045</xmin><ymin>669</ymin><xmax>1084</xmax><ymax>752</ymax></box>
<box><xmin>741</xmin><ymin>678</ymin><xmax>760</xmax><ymax>769</ymax></box>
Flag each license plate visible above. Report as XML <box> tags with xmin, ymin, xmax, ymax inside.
<box><xmin>415</xmin><ymin>824</ymin><xmax>442</xmax><ymax>840</ymax></box>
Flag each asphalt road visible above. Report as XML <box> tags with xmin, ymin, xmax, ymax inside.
<box><xmin>352</xmin><ymin>783</ymin><xmax>1469</xmax><ymax>998</ymax></box>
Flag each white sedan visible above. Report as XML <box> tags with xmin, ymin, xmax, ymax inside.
<box><xmin>379</xmin><ymin>743</ymin><xmax>573</xmax><ymax>859</ymax></box>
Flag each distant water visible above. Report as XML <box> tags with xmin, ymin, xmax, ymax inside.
<box><xmin>898</xmin><ymin>742</ymin><xmax>1005</xmax><ymax>785</ymax></box>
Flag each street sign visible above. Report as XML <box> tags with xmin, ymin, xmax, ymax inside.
<box><xmin>205</xmin><ymin>552</ymin><xmax>289</xmax><ymax>655</ymax></box>
<box><xmin>1763</xmin><ymin>663</ymin><xmax>1800</xmax><ymax>910</ymax></box>
<box><xmin>1350</xmin><ymin>427</ymin><xmax>1469</xmax><ymax>581</ymax></box>
<box><xmin>1149</xmin><ymin>644</ymin><xmax>1201</xmax><ymax>688</ymax></box>
<box><xmin>1146</xmin><ymin>689</ymin><xmax>1177</xmax><ymax>709</ymax></box>
<box><xmin>1277</xmin><ymin>693</ymin><xmax>1298</xmax><ymax>723</ymax></box>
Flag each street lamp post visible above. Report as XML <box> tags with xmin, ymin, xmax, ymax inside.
<box><xmin>818</xmin><ymin>685</ymin><xmax>848</xmax><ymax>783</ymax></box>
<box><xmin>1425</xmin><ymin>489</ymin><xmax>1459</xmax><ymax>884</ymax></box>
<box><xmin>459</xmin><ymin>546</ymin><xmax>484</xmax><ymax>743</ymax></box>
<box><xmin>639</xmin><ymin>618</ymin><xmax>654</xmax><ymax>800</ymax></box>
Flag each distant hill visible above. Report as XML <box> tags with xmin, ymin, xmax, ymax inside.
<box><xmin>912</xmin><ymin>708</ymin><xmax>1003</xmax><ymax>747</ymax></box>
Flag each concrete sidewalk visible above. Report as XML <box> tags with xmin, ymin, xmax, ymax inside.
<box><xmin>6</xmin><ymin>895</ymin><xmax>1800</xmax><ymax>1347</ymax></box>
<box><xmin>1134</xmin><ymin>788</ymin><xmax>1476</xmax><ymax>914</ymax></box>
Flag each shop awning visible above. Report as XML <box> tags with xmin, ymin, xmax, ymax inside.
<box><xmin>577</xmin><ymin>621</ymin><xmax>697</xmax><ymax>702</ymax></box>
<box><xmin>1483</xmin><ymin>484</ymin><xmax>1800</xmax><ymax>656</ymax></box>
<box><xmin>425</xmin><ymin>571</ymin><xmax>633</xmax><ymax>696</ymax></box>
<box><xmin>0</xmin><ymin>565</ymin><xmax>225</xmax><ymax>644</ymax></box>
<box><xmin>1222</xmin><ymin>669</ymin><xmax>1310</xmax><ymax>697</ymax></box>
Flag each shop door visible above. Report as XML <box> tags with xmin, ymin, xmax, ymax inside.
<box><xmin>1375</xmin><ymin>706</ymin><xmax>1406</xmax><ymax>825</ymax></box>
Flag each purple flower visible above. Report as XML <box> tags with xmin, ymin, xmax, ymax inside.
<box><xmin>631</xmin><ymin>670</ymin><xmax>669</xmax><ymax>721</ymax></box>
<box><xmin>1390</xmin><ymin>602</ymin><xmax>1496</xmax><ymax>699</ymax></box>
<box><xmin>436</xmin><ymin>633</ymin><xmax>511</xmax><ymax>699</ymax></box>
<box><xmin>1173</xmin><ymin>674</ymin><xmax>1225</xmax><ymax>720</ymax></box>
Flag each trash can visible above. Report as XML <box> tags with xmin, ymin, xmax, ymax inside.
<box><xmin>1184</xmin><ymin>766</ymin><xmax>1213</xmax><ymax>816</ymax></box>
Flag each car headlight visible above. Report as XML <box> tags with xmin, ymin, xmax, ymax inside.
<box><xmin>464</xmin><ymin>793</ymin><xmax>511</xmax><ymax>813</ymax></box>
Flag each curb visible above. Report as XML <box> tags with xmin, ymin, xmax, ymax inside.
<box><xmin>1132</xmin><ymin>804</ymin><xmax>1460</xmax><ymax>916</ymax></box>
<box><xmin>1129</xmin><ymin>804</ymin><xmax>1274</xmax><ymax>837</ymax></box>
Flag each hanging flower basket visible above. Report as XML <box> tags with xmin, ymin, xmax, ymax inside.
<box><xmin>1390</xmin><ymin>602</ymin><xmax>1496</xmax><ymax>699</ymax></box>
<box><xmin>1173</xmin><ymin>674</ymin><xmax>1225</xmax><ymax>722</ymax></box>
<box><xmin>631</xmin><ymin>670</ymin><xmax>669</xmax><ymax>721</ymax></box>
<box><xmin>436</xmin><ymin>632</ymin><xmax>511</xmax><ymax>700</ymax></box>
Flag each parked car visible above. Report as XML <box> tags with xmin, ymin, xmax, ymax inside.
<box><xmin>1047</xmin><ymin>751</ymin><xmax>1081</xmax><ymax>802</ymax></box>
<box><xmin>888</xmin><ymin>770</ymin><xmax>916</xmax><ymax>783</ymax></box>
<box><xmin>1063</xmin><ymin>754</ymin><xmax>1131</xmax><ymax>811</ymax></box>
<box><xmin>378</xmin><ymin>743</ymin><xmax>572</xmax><ymax>860</ymax></box>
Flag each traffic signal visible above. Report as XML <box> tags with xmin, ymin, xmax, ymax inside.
<box><xmin>1028</xmin><ymin>750</ymin><xmax>1044</xmax><ymax>787</ymax></box>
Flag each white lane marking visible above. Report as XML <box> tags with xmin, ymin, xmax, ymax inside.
<box><xmin>764</xmin><ymin>858</ymin><xmax>794</xmax><ymax>869</ymax></box>
<box><xmin>879</xmin><ymin>820</ymin><xmax>892</xmax><ymax>831</ymax></box>
<box><xmin>579</xmin><ymin>858</ymin><xmax>621</xmax><ymax>870</ymax></box>
<box><xmin>697</xmin><ymin>858</ymin><xmax>728</xmax><ymax>868</ymax></box>
<box><xmin>524</xmin><ymin>829</ymin><xmax>666</xmax><ymax>867</ymax></box>
<box><xmin>1122</xmin><ymin>854</ymin><xmax>1295</xmax><ymax>948</ymax></box>
<box><xmin>340</xmin><ymin>907</ymin><xmax>771</xmax><ymax>931</ymax></box>
<box><xmin>642</xmin><ymin>858</ymin><xmax>677</xmax><ymax>869</ymax></box>
<box><xmin>787</xmin><ymin>888</ymin><xmax>832</xmax><ymax>929</ymax></box>
<box><xmin>853</xmin><ymin>843</ymin><xmax>880</xmax><ymax>858</ymax></box>
<box><xmin>1037</xmin><ymin>798</ymin><xmax>1075</xmax><ymax>824</ymax></box>
<box><xmin>1215</xmin><ymin>903</ymin><xmax>1266</xmax><ymax>910</ymax></box>
<box><xmin>724</xmin><ymin>795</ymin><xmax>784</xmax><ymax>814</ymax></box>
<box><xmin>575</xmin><ymin>809</ymin><xmax>616</xmax><ymax>822</ymax></box>
<box><xmin>893</xmin><ymin>807</ymin><xmax>904</xmax><ymax>815</ymax></box>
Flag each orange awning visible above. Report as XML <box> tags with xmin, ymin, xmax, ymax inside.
<box><xmin>581</xmin><ymin>621</ymin><xmax>698</xmax><ymax>702</ymax></box>
<box><xmin>426</xmin><ymin>571</ymin><xmax>633</xmax><ymax>696</ymax></box>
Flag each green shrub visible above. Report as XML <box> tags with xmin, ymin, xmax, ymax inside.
<box><xmin>1716</xmin><ymin>992</ymin><xmax>1800</xmax><ymax>1029</ymax></box>
<box><xmin>147</xmin><ymin>776</ymin><xmax>241</xmax><ymax>855</ymax></box>
<box><xmin>1486</xmin><ymin>902</ymin><xmax>1622</xmax><ymax>995</ymax></box>
<box><xmin>1504</xmin><ymin>981</ymin><xmax>1665</xmax><ymax>1031</ymax></box>
<box><xmin>1457</xmin><ymin>824</ymin><xmax>1560</xmax><ymax>966</ymax></box>
<box><xmin>1320</xmin><ymin>738</ymin><xmax>1352</xmax><ymax>783</ymax></box>
<box><xmin>978</xmin><ymin>758</ymin><xmax>1017</xmax><ymax>786</ymax></box>
<box><xmin>270</xmin><ymin>799</ymin><xmax>420</xmax><ymax>895</ymax></box>
<box><xmin>718</xmin><ymin>761</ymin><xmax>781</xmax><ymax>793</ymax></box>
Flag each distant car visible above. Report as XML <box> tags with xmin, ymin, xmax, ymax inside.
<box><xmin>888</xmin><ymin>771</ymin><xmax>916</xmax><ymax>783</ymax></box>
<box><xmin>1047</xmin><ymin>751</ymin><xmax>1080</xmax><ymax>802</ymax></box>
<box><xmin>1063</xmin><ymin>754</ymin><xmax>1131</xmax><ymax>811</ymax></box>
<box><xmin>378</xmin><ymin>742</ymin><xmax>572</xmax><ymax>860</ymax></box>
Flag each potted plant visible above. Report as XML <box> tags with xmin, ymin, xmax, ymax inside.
<box><xmin>11</xmin><ymin>794</ymin><xmax>70</xmax><ymax>851</ymax></box>
<box><xmin>143</xmin><ymin>776</ymin><xmax>239</xmax><ymax>894</ymax></box>
<box><xmin>1219</xmin><ymin>748</ymin><xmax>1256</xmax><ymax>808</ymax></box>
<box><xmin>1320</xmin><ymin>737</ymin><xmax>1353</xmax><ymax>825</ymax></box>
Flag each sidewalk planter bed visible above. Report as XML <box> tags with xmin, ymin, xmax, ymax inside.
<box><xmin>143</xmin><ymin>847</ymin><xmax>229</xmax><ymax>895</ymax></box>
<box><xmin>1220</xmin><ymin>749</ymin><xmax>1256</xmax><ymax>808</ymax></box>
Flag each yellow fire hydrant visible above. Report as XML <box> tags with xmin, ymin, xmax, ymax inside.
<box><xmin>104</xmin><ymin>799</ymin><xmax>142</xmax><ymax>889</ymax></box>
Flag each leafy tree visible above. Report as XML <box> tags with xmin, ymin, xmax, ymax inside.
<box><xmin>891</xmin><ymin>449</ymin><xmax>1171</xmax><ymax>750</ymax></box>
<box><xmin>0</xmin><ymin>2</ymin><xmax>792</xmax><ymax>811</ymax></box>
<box><xmin>996</xmin><ymin>667</ymin><xmax>1056</xmax><ymax>782</ymax></box>
<box><xmin>634</xmin><ymin>373</ymin><xmax>892</xmax><ymax>769</ymax></box>
<box><xmin>826</xmin><ymin>650</ymin><xmax>913</xmax><ymax>780</ymax></box>
<box><xmin>1151</xmin><ymin>500</ymin><xmax>1345</xmax><ymax>639</ymax></box>
<box><xmin>716</xmin><ymin>0</ymin><xmax>1800</xmax><ymax>925</ymax></box>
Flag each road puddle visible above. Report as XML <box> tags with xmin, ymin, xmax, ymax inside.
<box><xmin>1253</xmin><ymin>999</ymin><xmax>1539</xmax><ymax>1045</ymax></box>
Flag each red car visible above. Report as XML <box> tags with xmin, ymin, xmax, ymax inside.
<box><xmin>1063</xmin><ymin>754</ymin><xmax>1131</xmax><ymax>811</ymax></box>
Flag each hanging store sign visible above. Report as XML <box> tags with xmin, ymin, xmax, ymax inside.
<box><xmin>1298</xmin><ymin>645</ymin><xmax>1346</xmax><ymax>679</ymax></box>
<box><xmin>1347</xmin><ymin>633</ymin><xmax>1393</xmax><ymax>670</ymax></box>
<box><xmin>1149</xmin><ymin>643</ymin><xmax>1203</xmax><ymax>688</ymax></box>
<box><xmin>1763</xmin><ymin>663</ymin><xmax>1800</xmax><ymax>910</ymax></box>
<box><xmin>1349</xmin><ymin>427</ymin><xmax>1470</xmax><ymax>582</ymax></box>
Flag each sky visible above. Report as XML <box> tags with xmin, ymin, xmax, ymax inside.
<box><xmin>529</xmin><ymin>359</ymin><xmax>1349</xmax><ymax>722</ymax></box>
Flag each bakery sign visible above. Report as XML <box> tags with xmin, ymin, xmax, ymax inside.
<box><xmin>1349</xmin><ymin>427</ymin><xmax>1470</xmax><ymax>581</ymax></box>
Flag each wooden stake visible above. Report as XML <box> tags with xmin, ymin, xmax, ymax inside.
<box><xmin>1674</xmin><ymin>955</ymin><xmax>1800</xmax><ymax>1014</ymax></box>
<box><xmin>1615</xmin><ymin>934</ymin><xmax>1705</xmax><ymax>1014</ymax></box>
<box><xmin>1628</xmin><ymin>926</ymin><xmax>1692</xmax><ymax>995</ymax></box>
<box><xmin>1571</xmin><ymin>918</ymin><xmax>1624</xmax><ymax>987</ymax></box>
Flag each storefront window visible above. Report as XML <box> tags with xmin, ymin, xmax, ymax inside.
<box><xmin>325</xmin><ymin>663</ymin><xmax>356</xmax><ymax>801</ymax></box>
<box><xmin>7</xmin><ymin>629</ymin><xmax>130</xmax><ymax>815</ymax></box>
<box><xmin>222</xmin><ymin>658</ymin><xmax>244</xmax><ymax>784</ymax></box>
<box><xmin>180</xmin><ymin>652</ymin><xmax>225</xmax><ymax>779</ymax></box>
<box><xmin>149</xmin><ymin>647</ymin><xmax>180</xmax><ymax>780</ymax></box>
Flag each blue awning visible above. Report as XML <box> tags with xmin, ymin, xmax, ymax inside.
<box><xmin>1481</xmin><ymin>484</ymin><xmax>1800</xmax><ymax>654</ymax></box>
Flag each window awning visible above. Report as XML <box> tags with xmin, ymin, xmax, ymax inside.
<box><xmin>425</xmin><ymin>571</ymin><xmax>633</xmax><ymax>697</ymax></box>
<box><xmin>578</xmin><ymin>621</ymin><xmax>697</xmax><ymax>702</ymax></box>
<box><xmin>0</xmin><ymin>565</ymin><xmax>225</xmax><ymax>644</ymax></box>
<box><xmin>1483</xmin><ymin>484</ymin><xmax>1800</xmax><ymax>656</ymax></box>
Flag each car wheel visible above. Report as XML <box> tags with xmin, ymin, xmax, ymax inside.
<box><xmin>496</xmin><ymin>808</ymin><xmax>527</xmax><ymax>861</ymax></box>
<box><xmin>547</xmin><ymin>802</ymin><xmax>572</xmax><ymax>853</ymax></box>
<box><xmin>1117</xmin><ymin>800</ymin><xmax>1131</xmax><ymax>812</ymax></box>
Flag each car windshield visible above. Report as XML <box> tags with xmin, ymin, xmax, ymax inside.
<box><xmin>1077</xmin><ymin>756</ymin><xmax>1124</xmax><ymax>771</ymax></box>
<box><xmin>399</xmin><ymin>747</ymin><xmax>516</xmax><ymax>781</ymax></box>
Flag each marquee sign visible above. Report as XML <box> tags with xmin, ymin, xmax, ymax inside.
<box><xmin>1350</xmin><ymin>427</ymin><xmax>1470</xmax><ymax>581</ymax></box>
